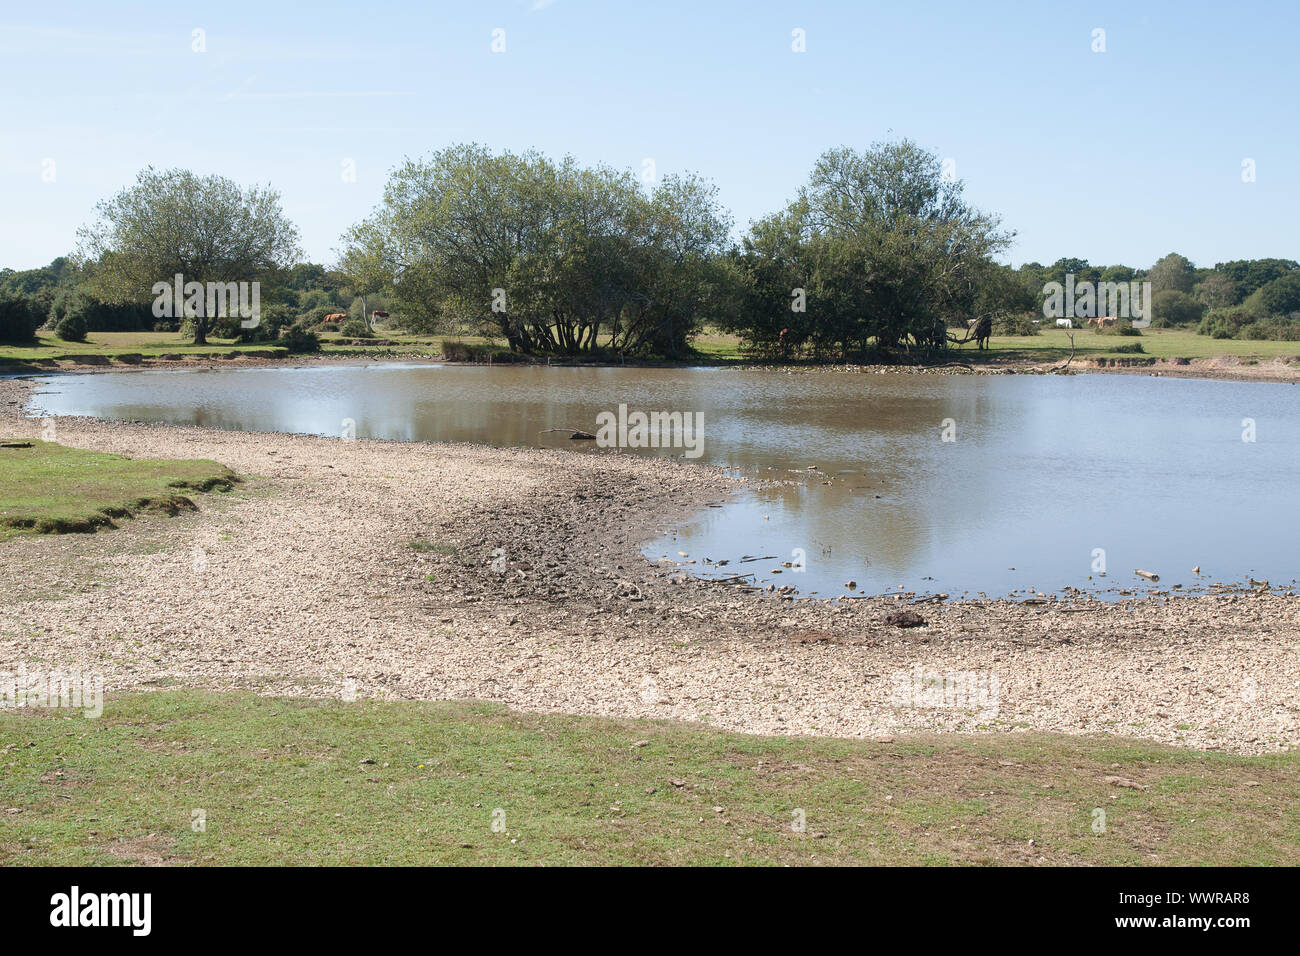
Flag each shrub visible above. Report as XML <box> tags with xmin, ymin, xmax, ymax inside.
<box><xmin>1198</xmin><ymin>306</ymin><xmax>1253</xmax><ymax>339</ymax></box>
<box><xmin>1241</xmin><ymin>314</ymin><xmax>1300</xmax><ymax>341</ymax></box>
<box><xmin>0</xmin><ymin>291</ymin><xmax>44</xmax><ymax>342</ymax></box>
<box><xmin>992</xmin><ymin>312</ymin><xmax>1038</xmax><ymax>336</ymax></box>
<box><xmin>1113</xmin><ymin>342</ymin><xmax>1145</xmax><ymax>354</ymax></box>
<box><xmin>280</xmin><ymin>321</ymin><xmax>320</xmax><ymax>353</ymax></box>
<box><xmin>53</xmin><ymin>298</ymin><xmax>90</xmax><ymax>342</ymax></box>
<box><xmin>340</xmin><ymin>318</ymin><xmax>373</xmax><ymax>338</ymax></box>
<box><xmin>1095</xmin><ymin>318</ymin><xmax>1141</xmax><ymax>336</ymax></box>
<box><xmin>1152</xmin><ymin>289</ymin><xmax>1205</xmax><ymax>327</ymax></box>
<box><xmin>1256</xmin><ymin>273</ymin><xmax>1300</xmax><ymax>317</ymax></box>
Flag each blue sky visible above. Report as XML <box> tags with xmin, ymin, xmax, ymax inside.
<box><xmin>2</xmin><ymin>0</ymin><xmax>1296</xmax><ymax>271</ymax></box>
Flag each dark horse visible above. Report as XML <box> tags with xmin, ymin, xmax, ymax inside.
<box><xmin>949</xmin><ymin>315</ymin><xmax>993</xmax><ymax>350</ymax></box>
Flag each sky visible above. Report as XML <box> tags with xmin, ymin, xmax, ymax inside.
<box><xmin>1</xmin><ymin>0</ymin><xmax>1297</xmax><ymax>272</ymax></box>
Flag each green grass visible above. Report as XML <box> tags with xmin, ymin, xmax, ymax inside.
<box><xmin>693</xmin><ymin>327</ymin><xmax>1300</xmax><ymax>365</ymax></box>
<box><xmin>1</xmin><ymin>690</ymin><xmax>1295</xmax><ymax>865</ymax></box>
<box><xmin>981</xmin><ymin>327</ymin><xmax>1300</xmax><ymax>364</ymax></box>
<box><xmin>4</xmin><ymin>327</ymin><xmax>1297</xmax><ymax>369</ymax></box>
<box><xmin>0</xmin><ymin>331</ymin><xmax>291</xmax><ymax>364</ymax></box>
<box><xmin>0</xmin><ymin>440</ymin><xmax>236</xmax><ymax>538</ymax></box>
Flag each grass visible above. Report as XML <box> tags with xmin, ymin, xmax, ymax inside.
<box><xmin>3</xmin><ymin>327</ymin><xmax>1297</xmax><ymax>369</ymax></box>
<box><xmin>0</xmin><ymin>331</ymin><xmax>289</xmax><ymax>364</ymax></box>
<box><xmin>693</xmin><ymin>327</ymin><xmax>1300</xmax><ymax>365</ymax></box>
<box><xmin>1</xmin><ymin>690</ymin><xmax>1295</xmax><ymax>865</ymax></box>
<box><xmin>981</xmin><ymin>327</ymin><xmax>1300</xmax><ymax>364</ymax></box>
<box><xmin>0</xmin><ymin>440</ymin><xmax>236</xmax><ymax>538</ymax></box>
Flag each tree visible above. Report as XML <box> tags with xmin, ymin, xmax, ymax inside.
<box><xmin>1255</xmin><ymin>272</ymin><xmax>1300</xmax><ymax>317</ymax></box>
<box><xmin>1146</xmin><ymin>253</ymin><xmax>1196</xmax><ymax>295</ymax></box>
<box><xmin>76</xmin><ymin>168</ymin><xmax>301</xmax><ymax>344</ymax></box>
<box><xmin>729</xmin><ymin>139</ymin><xmax>1011</xmax><ymax>356</ymax></box>
<box><xmin>337</xmin><ymin>237</ymin><xmax>390</xmax><ymax>332</ymax></box>
<box><xmin>0</xmin><ymin>290</ymin><xmax>45</xmax><ymax>342</ymax></box>
<box><xmin>1196</xmin><ymin>271</ymin><xmax>1236</xmax><ymax>309</ymax></box>
<box><xmin>1214</xmin><ymin>259</ymin><xmax>1298</xmax><ymax>303</ymax></box>
<box><xmin>1152</xmin><ymin>289</ymin><xmax>1205</xmax><ymax>326</ymax></box>
<box><xmin>343</xmin><ymin>144</ymin><xmax>731</xmax><ymax>355</ymax></box>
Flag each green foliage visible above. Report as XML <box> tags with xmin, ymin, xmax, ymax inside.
<box><xmin>993</xmin><ymin>313</ymin><xmax>1039</xmax><ymax>336</ymax></box>
<box><xmin>1240</xmin><ymin>316</ymin><xmax>1300</xmax><ymax>341</ymax></box>
<box><xmin>54</xmin><ymin>307</ymin><xmax>89</xmax><ymax>342</ymax></box>
<box><xmin>279</xmin><ymin>320</ymin><xmax>321</xmax><ymax>353</ymax></box>
<box><xmin>0</xmin><ymin>290</ymin><xmax>46</xmax><ymax>342</ymax></box>
<box><xmin>1199</xmin><ymin>306</ymin><xmax>1257</xmax><ymax>339</ymax></box>
<box><xmin>1255</xmin><ymin>272</ymin><xmax>1300</xmax><ymax>317</ymax></box>
<box><xmin>1151</xmin><ymin>289</ymin><xmax>1205</xmax><ymax>327</ymax></box>
<box><xmin>1214</xmin><ymin>258</ymin><xmax>1298</xmax><ymax>304</ymax></box>
<box><xmin>339</xmin><ymin>318</ymin><xmax>373</xmax><ymax>338</ymax></box>
<box><xmin>75</xmin><ymin>167</ymin><xmax>301</xmax><ymax>345</ymax></box>
<box><xmin>1147</xmin><ymin>252</ymin><xmax>1197</xmax><ymax>295</ymax></box>
<box><xmin>724</xmin><ymin>139</ymin><xmax>1011</xmax><ymax>357</ymax></box>
<box><xmin>344</xmin><ymin>144</ymin><xmax>732</xmax><ymax>357</ymax></box>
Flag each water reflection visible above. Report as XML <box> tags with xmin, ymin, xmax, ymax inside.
<box><xmin>28</xmin><ymin>364</ymin><xmax>1300</xmax><ymax>599</ymax></box>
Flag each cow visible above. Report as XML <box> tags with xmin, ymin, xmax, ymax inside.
<box><xmin>323</xmin><ymin>313</ymin><xmax>347</xmax><ymax>323</ymax></box>
<box><xmin>371</xmin><ymin>310</ymin><xmax>389</xmax><ymax>320</ymax></box>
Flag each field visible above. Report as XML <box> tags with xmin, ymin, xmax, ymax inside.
<box><xmin>0</xmin><ymin>440</ymin><xmax>235</xmax><ymax>538</ymax></box>
<box><xmin>1</xmin><ymin>690</ymin><xmax>1296</xmax><ymax>866</ymax></box>
<box><xmin>692</xmin><ymin>327</ymin><xmax>1300</xmax><ymax>365</ymax></box>
<box><xmin>3</xmin><ymin>327</ymin><xmax>1299</xmax><ymax>369</ymax></box>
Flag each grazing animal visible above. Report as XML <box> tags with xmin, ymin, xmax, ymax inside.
<box><xmin>324</xmin><ymin>313</ymin><xmax>347</xmax><ymax>322</ymax></box>
<box><xmin>1097</xmin><ymin>316</ymin><xmax>1117</xmax><ymax>329</ymax></box>
<box><xmin>372</xmin><ymin>310</ymin><xmax>389</xmax><ymax>320</ymax></box>
<box><xmin>1055</xmin><ymin>318</ymin><xmax>1073</xmax><ymax>329</ymax></box>
<box><xmin>970</xmin><ymin>314</ymin><xmax>992</xmax><ymax>349</ymax></box>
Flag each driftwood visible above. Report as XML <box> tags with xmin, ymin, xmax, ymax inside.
<box><xmin>1049</xmin><ymin>330</ymin><xmax>1077</xmax><ymax>372</ymax></box>
<box><xmin>539</xmin><ymin>427</ymin><xmax>597</xmax><ymax>440</ymax></box>
<box><xmin>0</xmin><ymin>441</ymin><xmax>33</xmax><ymax>448</ymax></box>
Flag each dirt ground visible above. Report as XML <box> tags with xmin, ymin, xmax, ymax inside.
<box><xmin>1</xmin><ymin>374</ymin><xmax>1297</xmax><ymax>754</ymax></box>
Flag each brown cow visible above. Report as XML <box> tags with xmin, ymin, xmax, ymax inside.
<box><xmin>323</xmin><ymin>313</ymin><xmax>346</xmax><ymax>322</ymax></box>
<box><xmin>372</xmin><ymin>310</ymin><xmax>389</xmax><ymax>320</ymax></box>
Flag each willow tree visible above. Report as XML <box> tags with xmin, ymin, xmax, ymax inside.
<box><xmin>343</xmin><ymin>144</ymin><xmax>732</xmax><ymax>356</ymax></box>
<box><xmin>76</xmin><ymin>167</ymin><xmax>301</xmax><ymax>344</ymax></box>
<box><xmin>725</xmin><ymin>139</ymin><xmax>1011</xmax><ymax>357</ymax></box>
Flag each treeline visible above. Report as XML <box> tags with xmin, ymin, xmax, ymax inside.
<box><xmin>0</xmin><ymin>255</ymin><xmax>381</xmax><ymax>345</ymax></box>
<box><xmin>346</xmin><ymin>140</ymin><xmax>1007</xmax><ymax>358</ymax></box>
<box><xmin>3</xmin><ymin>141</ymin><xmax>1299</xmax><ymax>353</ymax></box>
<box><xmin>1003</xmin><ymin>254</ymin><xmax>1300</xmax><ymax>341</ymax></box>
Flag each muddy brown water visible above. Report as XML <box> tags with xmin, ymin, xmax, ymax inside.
<box><xmin>26</xmin><ymin>363</ymin><xmax>1300</xmax><ymax>601</ymax></box>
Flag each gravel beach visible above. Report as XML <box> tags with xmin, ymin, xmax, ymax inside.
<box><xmin>2</xmin><ymin>373</ymin><xmax>1297</xmax><ymax>754</ymax></box>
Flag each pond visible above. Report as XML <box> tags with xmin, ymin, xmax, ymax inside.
<box><xmin>27</xmin><ymin>363</ymin><xmax>1300</xmax><ymax>600</ymax></box>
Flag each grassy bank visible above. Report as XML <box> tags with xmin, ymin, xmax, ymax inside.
<box><xmin>1</xmin><ymin>690</ymin><xmax>1295</xmax><ymax>866</ymax></box>
<box><xmin>692</xmin><ymin>327</ymin><xmax>1300</xmax><ymax>364</ymax></box>
<box><xmin>0</xmin><ymin>440</ymin><xmax>236</xmax><ymax>538</ymax></box>
<box><xmin>3</xmin><ymin>327</ymin><xmax>1297</xmax><ymax>370</ymax></box>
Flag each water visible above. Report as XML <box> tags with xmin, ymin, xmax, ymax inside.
<box><xmin>26</xmin><ymin>363</ymin><xmax>1300</xmax><ymax>599</ymax></box>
